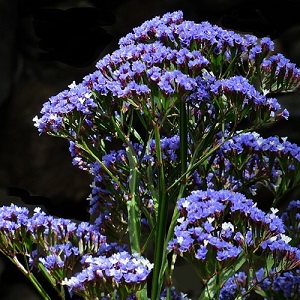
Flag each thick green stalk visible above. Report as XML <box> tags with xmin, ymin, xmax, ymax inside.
<box><xmin>163</xmin><ymin>100</ymin><xmax>189</xmax><ymax>300</ymax></box>
<box><xmin>151</xmin><ymin>124</ymin><xmax>168</xmax><ymax>300</ymax></box>
<box><xmin>179</xmin><ymin>99</ymin><xmax>188</xmax><ymax>196</ymax></box>
<box><xmin>151</xmin><ymin>99</ymin><xmax>189</xmax><ymax>299</ymax></box>
<box><xmin>127</xmin><ymin>144</ymin><xmax>141</xmax><ymax>254</ymax></box>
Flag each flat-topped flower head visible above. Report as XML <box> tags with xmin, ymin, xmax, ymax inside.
<box><xmin>33</xmin><ymin>10</ymin><xmax>299</xmax><ymax>142</ymax></box>
<box><xmin>281</xmin><ymin>200</ymin><xmax>300</xmax><ymax>248</ymax></box>
<box><xmin>168</xmin><ymin>189</ymin><xmax>299</xmax><ymax>282</ymax></box>
<box><xmin>256</xmin><ymin>267</ymin><xmax>300</xmax><ymax>298</ymax></box>
<box><xmin>210</xmin><ymin>132</ymin><xmax>300</xmax><ymax>198</ymax></box>
<box><xmin>62</xmin><ymin>251</ymin><xmax>153</xmax><ymax>298</ymax></box>
<box><xmin>220</xmin><ymin>272</ymin><xmax>248</xmax><ymax>300</ymax></box>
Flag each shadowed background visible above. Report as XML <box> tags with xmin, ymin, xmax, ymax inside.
<box><xmin>1</xmin><ymin>0</ymin><xmax>300</xmax><ymax>298</ymax></box>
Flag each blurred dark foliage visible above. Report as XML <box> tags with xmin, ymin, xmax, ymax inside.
<box><xmin>32</xmin><ymin>6</ymin><xmax>115</xmax><ymax>67</ymax></box>
<box><xmin>221</xmin><ymin>0</ymin><xmax>300</xmax><ymax>38</ymax></box>
<box><xmin>16</xmin><ymin>0</ymin><xmax>300</xmax><ymax>67</ymax></box>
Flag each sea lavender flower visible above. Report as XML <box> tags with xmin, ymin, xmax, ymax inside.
<box><xmin>202</xmin><ymin>132</ymin><xmax>300</xmax><ymax>199</ymax></box>
<box><xmin>220</xmin><ymin>272</ymin><xmax>249</xmax><ymax>300</ymax></box>
<box><xmin>159</xmin><ymin>287</ymin><xmax>191</xmax><ymax>300</ymax></box>
<box><xmin>281</xmin><ymin>200</ymin><xmax>300</xmax><ymax>248</ymax></box>
<box><xmin>168</xmin><ymin>190</ymin><xmax>299</xmax><ymax>283</ymax></box>
<box><xmin>85</xmin><ymin>134</ymin><xmax>183</xmax><ymax>231</ymax></box>
<box><xmin>0</xmin><ymin>204</ymin><xmax>30</xmax><ymax>255</ymax></box>
<box><xmin>62</xmin><ymin>251</ymin><xmax>153</xmax><ymax>298</ymax></box>
<box><xmin>33</xmin><ymin>10</ymin><xmax>298</xmax><ymax>140</ymax></box>
<box><xmin>223</xmin><ymin>268</ymin><xmax>300</xmax><ymax>299</ymax></box>
<box><xmin>30</xmin><ymin>242</ymin><xmax>81</xmax><ymax>285</ymax></box>
<box><xmin>0</xmin><ymin>204</ymin><xmax>125</xmax><ymax>262</ymax></box>
<box><xmin>255</xmin><ymin>267</ymin><xmax>300</xmax><ymax>299</ymax></box>
<box><xmin>260</xmin><ymin>53</ymin><xmax>300</xmax><ymax>92</ymax></box>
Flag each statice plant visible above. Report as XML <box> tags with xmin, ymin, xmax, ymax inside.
<box><xmin>2</xmin><ymin>10</ymin><xmax>300</xmax><ymax>299</ymax></box>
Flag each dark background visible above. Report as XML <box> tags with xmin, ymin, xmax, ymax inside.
<box><xmin>1</xmin><ymin>0</ymin><xmax>300</xmax><ymax>299</ymax></box>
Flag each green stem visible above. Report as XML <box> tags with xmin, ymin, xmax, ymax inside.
<box><xmin>151</xmin><ymin>124</ymin><xmax>168</xmax><ymax>300</ymax></box>
<box><xmin>127</xmin><ymin>144</ymin><xmax>141</xmax><ymax>254</ymax></box>
<box><xmin>136</xmin><ymin>287</ymin><xmax>149</xmax><ymax>300</ymax></box>
<box><xmin>179</xmin><ymin>99</ymin><xmax>188</xmax><ymax>196</ymax></box>
<box><xmin>166</xmin><ymin>122</ymin><xmax>241</xmax><ymax>193</ymax></box>
<box><xmin>9</xmin><ymin>256</ymin><xmax>51</xmax><ymax>300</ymax></box>
<box><xmin>80</xmin><ymin>140</ymin><xmax>128</xmax><ymax>193</ymax></box>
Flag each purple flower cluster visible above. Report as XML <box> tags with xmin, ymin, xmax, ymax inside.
<box><xmin>85</xmin><ymin>135</ymin><xmax>181</xmax><ymax>224</ymax></box>
<box><xmin>256</xmin><ymin>267</ymin><xmax>300</xmax><ymax>299</ymax></box>
<box><xmin>28</xmin><ymin>10</ymin><xmax>300</xmax><ymax>299</ymax></box>
<box><xmin>63</xmin><ymin>251</ymin><xmax>153</xmax><ymax>298</ymax></box>
<box><xmin>36</xmin><ymin>242</ymin><xmax>79</xmax><ymax>270</ymax></box>
<box><xmin>33</xmin><ymin>82</ymin><xmax>97</xmax><ymax>134</ymax></box>
<box><xmin>281</xmin><ymin>200</ymin><xmax>300</xmax><ymax>248</ymax></box>
<box><xmin>33</xmin><ymin>10</ymin><xmax>297</xmax><ymax>139</ymax></box>
<box><xmin>0</xmin><ymin>204</ymin><xmax>152</xmax><ymax>298</ymax></box>
<box><xmin>248</xmin><ymin>37</ymin><xmax>275</xmax><ymax>61</ymax></box>
<box><xmin>221</xmin><ymin>267</ymin><xmax>300</xmax><ymax>299</ymax></box>
<box><xmin>261</xmin><ymin>53</ymin><xmax>300</xmax><ymax>92</ymax></box>
<box><xmin>31</xmin><ymin>12</ymin><xmax>300</xmax><ymax>248</ymax></box>
<box><xmin>209</xmin><ymin>76</ymin><xmax>284</xmax><ymax>118</ymax></box>
<box><xmin>119</xmin><ymin>11</ymin><xmax>263</xmax><ymax>54</ymax></box>
<box><xmin>168</xmin><ymin>190</ymin><xmax>299</xmax><ymax>281</ymax></box>
<box><xmin>0</xmin><ymin>204</ymin><xmax>31</xmax><ymax>255</ymax></box>
<box><xmin>219</xmin><ymin>272</ymin><xmax>248</xmax><ymax>300</ymax></box>
<box><xmin>84</xmin><ymin>129</ymin><xmax>300</xmax><ymax>234</ymax></box>
<box><xmin>159</xmin><ymin>287</ymin><xmax>191</xmax><ymax>300</ymax></box>
<box><xmin>198</xmin><ymin>132</ymin><xmax>300</xmax><ymax>198</ymax></box>
<box><xmin>0</xmin><ymin>204</ymin><xmax>127</xmax><ymax>263</ymax></box>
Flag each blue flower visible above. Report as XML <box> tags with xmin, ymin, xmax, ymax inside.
<box><xmin>159</xmin><ymin>287</ymin><xmax>191</xmax><ymax>300</ymax></box>
<box><xmin>220</xmin><ymin>272</ymin><xmax>248</xmax><ymax>300</ymax></box>
<box><xmin>168</xmin><ymin>189</ymin><xmax>297</xmax><ymax>275</ymax></box>
<box><xmin>33</xmin><ymin>10</ymin><xmax>298</xmax><ymax>137</ymax></box>
<box><xmin>256</xmin><ymin>267</ymin><xmax>300</xmax><ymax>298</ymax></box>
<box><xmin>62</xmin><ymin>251</ymin><xmax>153</xmax><ymax>297</ymax></box>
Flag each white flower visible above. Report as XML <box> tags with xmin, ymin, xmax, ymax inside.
<box><xmin>270</xmin><ymin>207</ymin><xmax>279</xmax><ymax>214</ymax></box>
<box><xmin>177</xmin><ymin>236</ymin><xmax>184</xmax><ymax>245</ymax></box>
<box><xmin>222</xmin><ymin>222</ymin><xmax>234</xmax><ymax>231</ymax></box>
<box><xmin>181</xmin><ymin>200</ymin><xmax>190</xmax><ymax>208</ymax></box>
<box><xmin>68</xmin><ymin>81</ymin><xmax>77</xmax><ymax>89</ymax></box>
<box><xmin>270</xmin><ymin>207</ymin><xmax>279</xmax><ymax>219</ymax></box>
<box><xmin>280</xmin><ymin>234</ymin><xmax>292</xmax><ymax>244</ymax></box>
<box><xmin>207</xmin><ymin>217</ymin><xmax>215</xmax><ymax>223</ymax></box>
<box><xmin>33</xmin><ymin>207</ymin><xmax>42</xmax><ymax>213</ymax></box>
<box><xmin>177</xmin><ymin>217</ymin><xmax>185</xmax><ymax>224</ymax></box>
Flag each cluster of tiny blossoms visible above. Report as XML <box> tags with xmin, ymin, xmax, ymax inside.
<box><xmin>83</xmin><ymin>135</ymin><xmax>181</xmax><ymax>223</ymax></box>
<box><xmin>63</xmin><ymin>251</ymin><xmax>153</xmax><ymax>299</ymax></box>
<box><xmin>168</xmin><ymin>190</ymin><xmax>300</xmax><ymax>283</ymax></box>
<box><xmin>32</xmin><ymin>10</ymin><xmax>298</xmax><ymax>139</ymax></box>
<box><xmin>198</xmin><ymin>131</ymin><xmax>300</xmax><ymax>198</ymax></box>
<box><xmin>220</xmin><ymin>268</ymin><xmax>300</xmax><ymax>299</ymax></box>
<box><xmin>32</xmin><ymin>10</ymin><xmax>300</xmax><ymax>243</ymax></box>
<box><xmin>219</xmin><ymin>272</ymin><xmax>248</xmax><ymax>300</ymax></box>
<box><xmin>82</xmin><ymin>130</ymin><xmax>300</xmax><ymax>229</ymax></box>
<box><xmin>256</xmin><ymin>267</ymin><xmax>300</xmax><ymax>299</ymax></box>
<box><xmin>32</xmin><ymin>10</ymin><xmax>300</xmax><ymax>229</ymax></box>
<box><xmin>218</xmin><ymin>201</ymin><xmax>300</xmax><ymax>299</ymax></box>
<box><xmin>0</xmin><ymin>204</ymin><xmax>154</xmax><ymax>298</ymax></box>
<box><xmin>281</xmin><ymin>200</ymin><xmax>300</xmax><ymax>248</ymax></box>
